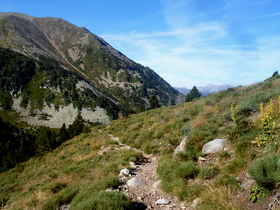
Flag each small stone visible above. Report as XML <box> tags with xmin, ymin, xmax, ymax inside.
<box><xmin>155</xmin><ymin>198</ymin><xmax>170</xmax><ymax>205</ymax></box>
<box><xmin>126</xmin><ymin>178</ymin><xmax>146</xmax><ymax>187</ymax></box>
<box><xmin>251</xmin><ymin>141</ymin><xmax>257</xmax><ymax>144</ymax></box>
<box><xmin>137</xmin><ymin>196</ymin><xmax>142</xmax><ymax>200</ymax></box>
<box><xmin>129</xmin><ymin>162</ymin><xmax>136</xmax><ymax>169</ymax></box>
<box><xmin>198</xmin><ymin>156</ymin><xmax>206</xmax><ymax>161</ymax></box>
<box><xmin>240</xmin><ymin>179</ymin><xmax>256</xmax><ymax>190</ymax></box>
<box><xmin>121</xmin><ymin>177</ymin><xmax>127</xmax><ymax>182</ymax></box>
<box><xmin>192</xmin><ymin>198</ymin><xmax>202</xmax><ymax>207</ymax></box>
<box><xmin>120</xmin><ymin>168</ymin><xmax>130</xmax><ymax>177</ymax></box>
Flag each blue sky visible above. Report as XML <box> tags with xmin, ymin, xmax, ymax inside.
<box><xmin>2</xmin><ymin>0</ymin><xmax>280</xmax><ymax>88</ymax></box>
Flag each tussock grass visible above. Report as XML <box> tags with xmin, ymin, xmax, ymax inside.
<box><xmin>197</xmin><ymin>183</ymin><xmax>241</xmax><ymax>210</ymax></box>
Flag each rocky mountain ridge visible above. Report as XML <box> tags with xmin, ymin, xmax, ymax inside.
<box><xmin>0</xmin><ymin>12</ymin><xmax>184</xmax><ymax>127</ymax></box>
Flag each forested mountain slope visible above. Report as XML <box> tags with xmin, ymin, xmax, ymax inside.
<box><xmin>0</xmin><ymin>12</ymin><xmax>184</xmax><ymax>127</ymax></box>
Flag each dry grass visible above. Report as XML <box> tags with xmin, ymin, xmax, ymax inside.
<box><xmin>190</xmin><ymin>114</ymin><xmax>207</xmax><ymax>129</ymax></box>
<box><xmin>272</xmin><ymin>78</ymin><xmax>280</xmax><ymax>87</ymax></box>
<box><xmin>198</xmin><ymin>183</ymin><xmax>241</xmax><ymax>210</ymax></box>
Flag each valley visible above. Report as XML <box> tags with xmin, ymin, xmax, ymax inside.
<box><xmin>1</xmin><ymin>12</ymin><xmax>280</xmax><ymax>210</ymax></box>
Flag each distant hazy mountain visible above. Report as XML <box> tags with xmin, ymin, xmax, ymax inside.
<box><xmin>174</xmin><ymin>84</ymin><xmax>233</xmax><ymax>96</ymax></box>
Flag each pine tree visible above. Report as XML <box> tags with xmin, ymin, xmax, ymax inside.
<box><xmin>58</xmin><ymin>123</ymin><xmax>70</xmax><ymax>144</ymax></box>
<box><xmin>149</xmin><ymin>95</ymin><xmax>161</xmax><ymax>109</ymax></box>
<box><xmin>185</xmin><ymin>86</ymin><xmax>202</xmax><ymax>102</ymax></box>
<box><xmin>68</xmin><ymin>112</ymin><xmax>84</xmax><ymax>138</ymax></box>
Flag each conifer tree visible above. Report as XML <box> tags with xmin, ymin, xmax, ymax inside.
<box><xmin>149</xmin><ymin>95</ymin><xmax>161</xmax><ymax>109</ymax></box>
<box><xmin>185</xmin><ymin>86</ymin><xmax>202</xmax><ymax>102</ymax></box>
<box><xmin>68</xmin><ymin>112</ymin><xmax>84</xmax><ymax>138</ymax></box>
<box><xmin>58</xmin><ymin>123</ymin><xmax>70</xmax><ymax>143</ymax></box>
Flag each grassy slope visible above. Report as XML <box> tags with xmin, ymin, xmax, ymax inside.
<box><xmin>1</xmin><ymin>75</ymin><xmax>280</xmax><ymax>209</ymax></box>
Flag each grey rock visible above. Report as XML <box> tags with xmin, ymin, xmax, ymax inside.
<box><xmin>155</xmin><ymin>198</ymin><xmax>170</xmax><ymax>205</ymax></box>
<box><xmin>126</xmin><ymin>178</ymin><xmax>146</xmax><ymax>187</ymax></box>
<box><xmin>120</xmin><ymin>168</ymin><xmax>130</xmax><ymax>177</ymax></box>
<box><xmin>129</xmin><ymin>162</ymin><xmax>136</xmax><ymax>169</ymax></box>
<box><xmin>202</xmin><ymin>139</ymin><xmax>227</xmax><ymax>155</ymax></box>
<box><xmin>240</xmin><ymin>179</ymin><xmax>256</xmax><ymax>190</ymax></box>
<box><xmin>173</xmin><ymin>137</ymin><xmax>187</xmax><ymax>159</ymax></box>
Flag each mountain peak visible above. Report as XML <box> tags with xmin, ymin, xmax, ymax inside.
<box><xmin>0</xmin><ymin>12</ymin><xmax>183</xmax><ymax>127</ymax></box>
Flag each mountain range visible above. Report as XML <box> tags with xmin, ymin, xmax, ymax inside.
<box><xmin>0</xmin><ymin>12</ymin><xmax>184</xmax><ymax>128</ymax></box>
<box><xmin>174</xmin><ymin>84</ymin><xmax>233</xmax><ymax>96</ymax></box>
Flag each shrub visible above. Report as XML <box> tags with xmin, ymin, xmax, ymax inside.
<box><xmin>248</xmin><ymin>153</ymin><xmax>280</xmax><ymax>190</ymax></box>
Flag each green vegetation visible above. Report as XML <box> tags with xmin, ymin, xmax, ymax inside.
<box><xmin>0</xmin><ymin>112</ymin><xmax>92</xmax><ymax>173</ymax></box>
<box><xmin>1</xmin><ymin>72</ymin><xmax>280</xmax><ymax>209</ymax></box>
<box><xmin>185</xmin><ymin>86</ymin><xmax>202</xmax><ymax>102</ymax></box>
<box><xmin>148</xmin><ymin>94</ymin><xmax>161</xmax><ymax>109</ymax></box>
<box><xmin>248</xmin><ymin>153</ymin><xmax>280</xmax><ymax>190</ymax></box>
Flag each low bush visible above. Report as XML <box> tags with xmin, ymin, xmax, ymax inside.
<box><xmin>248</xmin><ymin>153</ymin><xmax>280</xmax><ymax>190</ymax></box>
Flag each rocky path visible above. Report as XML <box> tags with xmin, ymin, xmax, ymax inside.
<box><xmin>108</xmin><ymin>135</ymin><xmax>190</xmax><ymax>210</ymax></box>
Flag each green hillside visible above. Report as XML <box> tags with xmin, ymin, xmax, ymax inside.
<box><xmin>1</xmin><ymin>73</ymin><xmax>280</xmax><ymax>209</ymax></box>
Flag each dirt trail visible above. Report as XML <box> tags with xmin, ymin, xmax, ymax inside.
<box><xmin>108</xmin><ymin>135</ymin><xmax>189</xmax><ymax>210</ymax></box>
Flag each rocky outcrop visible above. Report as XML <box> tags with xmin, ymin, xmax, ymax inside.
<box><xmin>0</xmin><ymin>12</ymin><xmax>184</xmax><ymax>116</ymax></box>
<box><xmin>12</xmin><ymin>97</ymin><xmax>110</xmax><ymax>128</ymax></box>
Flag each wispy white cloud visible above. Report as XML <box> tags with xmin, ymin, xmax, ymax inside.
<box><xmin>102</xmin><ymin>0</ymin><xmax>280</xmax><ymax>87</ymax></box>
<box><xmin>103</xmin><ymin>25</ymin><xmax>279</xmax><ymax>87</ymax></box>
<box><xmin>252</xmin><ymin>12</ymin><xmax>280</xmax><ymax>19</ymax></box>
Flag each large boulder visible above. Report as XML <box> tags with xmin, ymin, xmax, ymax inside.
<box><xmin>173</xmin><ymin>137</ymin><xmax>187</xmax><ymax>159</ymax></box>
<box><xmin>202</xmin><ymin>139</ymin><xmax>227</xmax><ymax>155</ymax></box>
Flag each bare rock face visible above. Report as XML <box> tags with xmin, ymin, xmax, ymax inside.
<box><xmin>202</xmin><ymin>139</ymin><xmax>227</xmax><ymax>155</ymax></box>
